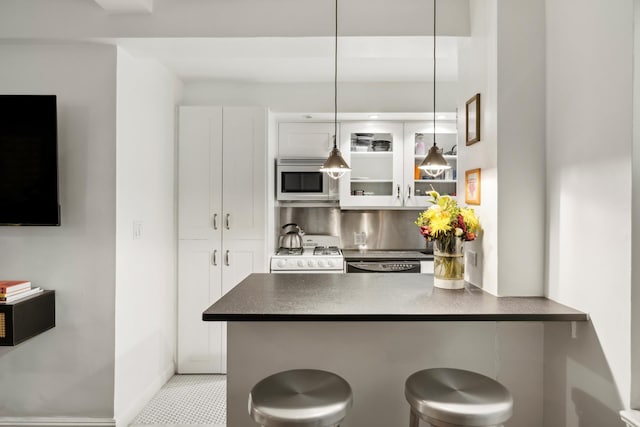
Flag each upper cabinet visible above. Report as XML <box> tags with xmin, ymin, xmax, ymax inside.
<box><xmin>339</xmin><ymin>119</ymin><xmax>458</xmax><ymax>209</ymax></box>
<box><xmin>179</xmin><ymin>106</ymin><xmax>267</xmax><ymax>240</ymax></box>
<box><xmin>222</xmin><ymin>107</ymin><xmax>268</xmax><ymax>240</ymax></box>
<box><xmin>278</xmin><ymin>122</ymin><xmax>337</xmax><ymax>158</ymax></box>
<box><xmin>339</xmin><ymin>122</ymin><xmax>405</xmax><ymax>208</ymax></box>
<box><xmin>404</xmin><ymin>120</ymin><xmax>458</xmax><ymax>206</ymax></box>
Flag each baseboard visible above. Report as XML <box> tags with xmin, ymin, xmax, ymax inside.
<box><xmin>0</xmin><ymin>417</ymin><xmax>115</xmax><ymax>426</ymax></box>
<box><xmin>115</xmin><ymin>364</ymin><xmax>175</xmax><ymax>427</ymax></box>
<box><xmin>621</xmin><ymin>410</ymin><xmax>640</xmax><ymax>427</ymax></box>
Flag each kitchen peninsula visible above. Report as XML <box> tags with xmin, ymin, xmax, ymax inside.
<box><xmin>203</xmin><ymin>273</ymin><xmax>587</xmax><ymax>427</ymax></box>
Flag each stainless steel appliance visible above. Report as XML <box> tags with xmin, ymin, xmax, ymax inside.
<box><xmin>276</xmin><ymin>158</ymin><xmax>339</xmax><ymax>201</ymax></box>
<box><xmin>342</xmin><ymin>250</ymin><xmax>433</xmax><ymax>274</ymax></box>
<box><xmin>271</xmin><ymin>235</ymin><xmax>343</xmax><ymax>273</ymax></box>
<box><xmin>345</xmin><ymin>261</ymin><xmax>420</xmax><ymax>273</ymax></box>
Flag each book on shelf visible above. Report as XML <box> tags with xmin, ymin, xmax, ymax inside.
<box><xmin>0</xmin><ymin>280</ymin><xmax>31</xmax><ymax>294</ymax></box>
<box><xmin>0</xmin><ymin>287</ymin><xmax>42</xmax><ymax>303</ymax></box>
<box><xmin>0</xmin><ymin>284</ymin><xmax>34</xmax><ymax>298</ymax></box>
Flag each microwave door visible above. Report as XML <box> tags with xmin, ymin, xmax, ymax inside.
<box><xmin>277</xmin><ymin>165</ymin><xmax>334</xmax><ymax>201</ymax></box>
<box><xmin>282</xmin><ymin>172</ymin><xmax>323</xmax><ymax>193</ymax></box>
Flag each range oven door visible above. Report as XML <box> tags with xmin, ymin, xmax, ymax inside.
<box><xmin>346</xmin><ymin>261</ymin><xmax>421</xmax><ymax>273</ymax></box>
<box><xmin>276</xmin><ymin>158</ymin><xmax>339</xmax><ymax>201</ymax></box>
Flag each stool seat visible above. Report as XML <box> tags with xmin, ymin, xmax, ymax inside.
<box><xmin>405</xmin><ymin>368</ymin><xmax>513</xmax><ymax>427</ymax></box>
<box><xmin>249</xmin><ymin>369</ymin><xmax>353</xmax><ymax>427</ymax></box>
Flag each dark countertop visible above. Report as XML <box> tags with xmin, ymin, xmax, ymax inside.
<box><xmin>202</xmin><ymin>273</ymin><xmax>588</xmax><ymax>322</ymax></box>
<box><xmin>342</xmin><ymin>249</ymin><xmax>433</xmax><ymax>261</ymax></box>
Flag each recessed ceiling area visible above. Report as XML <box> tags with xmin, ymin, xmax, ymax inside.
<box><xmin>115</xmin><ymin>36</ymin><xmax>463</xmax><ymax>83</ymax></box>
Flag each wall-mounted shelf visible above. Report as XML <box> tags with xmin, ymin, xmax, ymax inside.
<box><xmin>0</xmin><ymin>290</ymin><xmax>55</xmax><ymax>346</ymax></box>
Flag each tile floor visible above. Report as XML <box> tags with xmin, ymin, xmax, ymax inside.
<box><xmin>130</xmin><ymin>375</ymin><xmax>226</xmax><ymax>427</ymax></box>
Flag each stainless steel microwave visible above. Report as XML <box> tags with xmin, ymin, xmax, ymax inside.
<box><xmin>276</xmin><ymin>158</ymin><xmax>339</xmax><ymax>201</ymax></box>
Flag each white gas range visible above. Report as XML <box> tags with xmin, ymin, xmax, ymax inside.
<box><xmin>270</xmin><ymin>235</ymin><xmax>344</xmax><ymax>273</ymax></box>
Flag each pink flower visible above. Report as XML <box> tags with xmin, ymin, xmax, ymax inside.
<box><xmin>420</xmin><ymin>226</ymin><xmax>431</xmax><ymax>237</ymax></box>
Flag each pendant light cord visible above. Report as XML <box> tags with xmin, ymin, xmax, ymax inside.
<box><xmin>433</xmin><ymin>0</ymin><xmax>436</xmax><ymax>147</ymax></box>
<box><xmin>334</xmin><ymin>0</ymin><xmax>338</xmax><ymax>148</ymax></box>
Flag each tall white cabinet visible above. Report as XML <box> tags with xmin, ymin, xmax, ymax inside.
<box><xmin>178</xmin><ymin>106</ymin><xmax>267</xmax><ymax>373</ymax></box>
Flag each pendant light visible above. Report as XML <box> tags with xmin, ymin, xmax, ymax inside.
<box><xmin>320</xmin><ymin>0</ymin><xmax>351</xmax><ymax>180</ymax></box>
<box><xmin>419</xmin><ymin>0</ymin><xmax>451</xmax><ymax>178</ymax></box>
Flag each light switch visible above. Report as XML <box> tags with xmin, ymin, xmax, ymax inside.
<box><xmin>133</xmin><ymin>221</ymin><xmax>143</xmax><ymax>240</ymax></box>
<box><xmin>468</xmin><ymin>250</ymin><xmax>477</xmax><ymax>266</ymax></box>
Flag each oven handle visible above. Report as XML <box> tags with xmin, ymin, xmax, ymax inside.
<box><xmin>346</xmin><ymin>261</ymin><xmax>420</xmax><ymax>273</ymax></box>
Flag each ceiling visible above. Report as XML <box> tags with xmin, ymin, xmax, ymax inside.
<box><xmin>115</xmin><ymin>36</ymin><xmax>463</xmax><ymax>83</ymax></box>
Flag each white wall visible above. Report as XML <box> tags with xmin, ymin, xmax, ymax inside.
<box><xmin>114</xmin><ymin>48</ymin><xmax>183</xmax><ymax>426</ymax></box>
<box><xmin>496</xmin><ymin>0</ymin><xmax>546</xmax><ymax>296</ymax></box>
<box><xmin>457</xmin><ymin>0</ymin><xmax>545</xmax><ymax>297</ymax></box>
<box><xmin>545</xmin><ymin>0</ymin><xmax>633</xmax><ymax>423</ymax></box>
<box><xmin>0</xmin><ymin>0</ymin><xmax>469</xmax><ymax>39</ymax></box>
<box><xmin>0</xmin><ymin>43</ymin><xmax>117</xmax><ymax>421</ymax></box>
<box><xmin>182</xmin><ymin>81</ymin><xmax>459</xmax><ymax>113</ymax></box>
<box><xmin>632</xmin><ymin>0</ymin><xmax>640</xmax><ymax>410</ymax></box>
<box><xmin>457</xmin><ymin>0</ymin><xmax>498</xmax><ymax>293</ymax></box>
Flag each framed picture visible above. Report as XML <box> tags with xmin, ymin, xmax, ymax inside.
<box><xmin>465</xmin><ymin>93</ymin><xmax>481</xmax><ymax>145</ymax></box>
<box><xmin>465</xmin><ymin>168</ymin><xmax>481</xmax><ymax>205</ymax></box>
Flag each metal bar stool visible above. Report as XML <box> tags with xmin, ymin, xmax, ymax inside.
<box><xmin>405</xmin><ymin>368</ymin><xmax>513</xmax><ymax>427</ymax></box>
<box><xmin>249</xmin><ymin>369</ymin><xmax>353</xmax><ymax>427</ymax></box>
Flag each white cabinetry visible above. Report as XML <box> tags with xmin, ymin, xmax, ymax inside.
<box><xmin>339</xmin><ymin>122</ymin><xmax>405</xmax><ymax>208</ymax></box>
<box><xmin>178</xmin><ymin>106</ymin><xmax>267</xmax><ymax>373</ymax></box>
<box><xmin>339</xmin><ymin>120</ymin><xmax>457</xmax><ymax>209</ymax></box>
<box><xmin>403</xmin><ymin>121</ymin><xmax>458</xmax><ymax>206</ymax></box>
<box><xmin>278</xmin><ymin>122</ymin><xmax>337</xmax><ymax>157</ymax></box>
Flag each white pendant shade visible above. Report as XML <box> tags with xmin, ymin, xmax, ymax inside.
<box><xmin>320</xmin><ymin>136</ymin><xmax>350</xmax><ymax>179</ymax></box>
<box><xmin>419</xmin><ymin>143</ymin><xmax>451</xmax><ymax>177</ymax></box>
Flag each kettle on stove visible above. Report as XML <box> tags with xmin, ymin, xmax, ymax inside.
<box><xmin>279</xmin><ymin>223</ymin><xmax>305</xmax><ymax>249</ymax></box>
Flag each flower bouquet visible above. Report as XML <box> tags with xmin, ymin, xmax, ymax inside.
<box><xmin>415</xmin><ymin>191</ymin><xmax>480</xmax><ymax>289</ymax></box>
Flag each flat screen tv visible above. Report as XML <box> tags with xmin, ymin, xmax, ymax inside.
<box><xmin>0</xmin><ymin>95</ymin><xmax>60</xmax><ymax>226</ymax></box>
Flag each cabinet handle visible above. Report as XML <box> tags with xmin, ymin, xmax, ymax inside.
<box><xmin>225</xmin><ymin>214</ymin><xmax>231</xmax><ymax>230</ymax></box>
<box><xmin>397</xmin><ymin>185</ymin><xmax>401</xmax><ymax>199</ymax></box>
<box><xmin>212</xmin><ymin>250</ymin><xmax>218</xmax><ymax>266</ymax></box>
<box><xmin>213</xmin><ymin>214</ymin><xmax>218</xmax><ymax>230</ymax></box>
<box><xmin>407</xmin><ymin>185</ymin><xmax>412</xmax><ymax>200</ymax></box>
<box><xmin>225</xmin><ymin>250</ymin><xmax>230</xmax><ymax>266</ymax></box>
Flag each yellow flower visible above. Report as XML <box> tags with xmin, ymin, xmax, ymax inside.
<box><xmin>428</xmin><ymin>209</ymin><xmax>452</xmax><ymax>236</ymax></box>
<box><xmin>415</xmin><ymin>190</ymin><xmax>481</xmax><ymax>243</ymax></box>
<box><xmin>460</xmin><ymin>208</ymin><xmax>480</xmax><ymax>233</ymax></box>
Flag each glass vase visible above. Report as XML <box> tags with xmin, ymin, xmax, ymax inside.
<box><xmin>433</xmin><ymin>238</ymin><xmax>465</xmax><ymax>289</ymax></box>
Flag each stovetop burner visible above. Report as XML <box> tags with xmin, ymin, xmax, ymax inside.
<box><xmin>313</xmin><ymin>246</ymin><xmax>340</xmax><ymax>256</ymax></box>
<box><xmin>276</xmin><ymin>247</ymin><xmax>303</xmax><ymax>256</ymax></box>
<box><xmin>271</xmin><ymin>235</ymin><xmax>343</xmax><ymax>272</ymax></box>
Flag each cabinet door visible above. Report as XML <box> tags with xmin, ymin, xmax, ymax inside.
<box><xmin>278</xmin><ymin>122</ymin><xmax>336</xmax><ymax>158</ymax></box>
<box><xmin>177</xmin><ymin>240</ymin><xmax>223</xmax><ymax>373</ymax></box>
<box><xmin>178</xmin><ymin>106</ymin><xmax>223</xmax><ymax>240</ymax></box>
<box><xmin>403</xmin><ymin>121</ymin><xmax>458</xmax><ymax>207</ymax></box>
<box><xmin>222</xmin><ymin>107</ymin><xmax>267</xmax><ymax>240</ymax></box>
<box><xmin>219</xmin><ymin>239</ymin><xmax>266</xmax><ymax>373</ymax></box>
<box><xmin>339</xmin><ymin>122</ymin><xmax>404</xmax><ymax>208</ymax></box>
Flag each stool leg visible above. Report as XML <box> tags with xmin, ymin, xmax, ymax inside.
<box><xmin>409</xmin><ymin>409</ymin><xmax>419</xmax><ymax>427</ymax></box>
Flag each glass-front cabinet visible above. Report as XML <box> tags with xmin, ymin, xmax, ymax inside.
<box><xmin>339</xmin><ymin>122</ymin><xmax>404</xmax><ymax>208</ymax></box>
<box><xmin>404</xmin><ymin>120</ymin><xmax>458</xmax><ymax>206</ymax></box>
